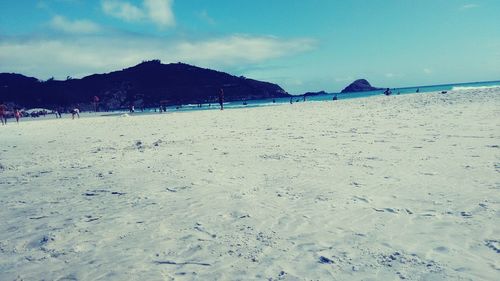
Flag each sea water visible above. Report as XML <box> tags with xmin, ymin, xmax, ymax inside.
<box><xmin>101</xmin><ymin>79</ymin><xmax>500</xmax><ymax>116</ymax></box>
<box><xmin>161</xmin><ymin>80</ymin><xmax>500</xmax><ymax>112</ymax></box>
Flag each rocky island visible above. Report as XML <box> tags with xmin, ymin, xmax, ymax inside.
<box><xmin>341</xmin><ymin>79</ymin><xmax>382</xmax><ymax>93</ymax></box>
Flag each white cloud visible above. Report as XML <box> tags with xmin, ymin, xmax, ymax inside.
<box><xmin>101</xmin><ymin>0</ymin><xmax>144</xmax><ymax>22</ymax></box>
<box><xmin>50</xmin><ymin>15</ymin><xmax>101</xmax><ymax>34</ymax></box>
<box><xmin>174</xmin><ymin>35</ymin><xmax>315</xmax><ymax>65</ymax></box>
<box><xmin>144</xmin><ymin>0</ymin><xmax>175</xmax><ymax>27</ymax></box>
<box><xmin>461</xmin><ymin>4</ymin><xmax>479</xmax><ymax>10</ymax></box>
<box><xmin>0</xmin><ymin>34</ymin><xmax>315</xmax><ymax>80</ymax></box>
<box><xmin>101</xmin><ymin>0</ymin><xmax>175</xmax><ymax>27</ymax></box>
<box><xmin>423</xmin><ymin>68</ymin><xmax>432</xmax><ymax>74</ymax></box>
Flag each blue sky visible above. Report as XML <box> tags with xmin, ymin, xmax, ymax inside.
<box><xmin>1</xmin><ymin>0</ymin><xmax>499</xmax><ymax>94</ymax></box>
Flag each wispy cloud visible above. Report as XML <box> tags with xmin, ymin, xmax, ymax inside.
<box><xmin>423</xmin><ymin>68</ymin><xmax>432</xmax><ymax>74</ymax></box>
<box><xmin>101</xmin><ymin>0</ymin><xmax>175</xmax><ymax>27</ymax></box>
<box><xmin>144</xmin><ymin>0</ymin><xmax>175</xmax><ymax>27</ymax></box>
<box><xmin>101</xmin><ymin>0</ymin><xmax>144</xmax><ymax>21</ymax></box>
<box><xmin>50</xmin><ymin>15</ymin><xmax>101</xmax><ymax>34</ymax></box>
<box><xmin>174</xmin><ymin>35</ymin><xmax>315</xmax><ymax>65</ymax></box>
<box><xmin>460</xmin><ymin>3</ymin><xmax>479</xmax><ymax>10</ymax></box>
<box><xmin>0</xmin><ymin>34</ymin><xmax>315</xmax><ymax>80</ymax></box>
<box><xmin>197</xmin><ymin>10</ymin><xmax>216</xmax><ymax>25</ymax></box>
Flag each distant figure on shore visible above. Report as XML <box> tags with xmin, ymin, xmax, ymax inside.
<box><xmin>272</xmin><ymin>99</ymin><xmax>276</xmax><ymax>103</ymax></box>
<box><xmin>416</xmin><ymin>88</ymin><xmax>420</xmax><ymax>93</ymax></box>
<box><xmin>332</xmin><ymin>95</ymin><xmax>338</xmax><ymax>101</ymax></box>
<box><xmin>397</xmin><ymin>91</ymin><xmax>401</xmax><ymax>95</ymax></box>
<box><xmin>290</xmin><ymin>97</ymin><xmax>293</xmax><ymax>104</ymax></box>
<box><xmin>159</xmin><ymin>101</ymin><xmax>168</xmax><ymax>113</ymax></box>
<box><xmin>55</xmin><ymin>107</ymin><xmax>63</xmax><ymax>118</ymax></box>
<box><xmin>71</xmin><ymin>108</ymin><xmax>80</xmax><ymax>119</ymax></box>
<box><xmin>0</xmin><ymin>102</ymin><xmax>7</xmax><ymax>125</ymax></box>
<box><xmin>303</xmin><ymin>95</ymin><xmax>306</xmax><ymax>102</ymax></box>
<box><xmin>93</xmin><ymin>96</ymin><xmax>100</xmax><ymax>112</ymax></box>
<box><xmin>129</xmin><ymin>105</ymin><xmax>135</xmax><ymax>113</ymax></box>
<box><xmin>14</xmin><ymin>109</ymin><xmax>21</xmax><ymax>123</ymax></box>
<box><xmin>219</xmin><ymin>88</ymin><xmax>224</xmax><ymax>110</ymax></box>
<box><xmin>384</xmin><ymin>88</ymin><xmax>392</xmax><ymax>96</ymax></box>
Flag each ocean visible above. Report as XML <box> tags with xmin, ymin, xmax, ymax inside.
<box><xmin>16</xmin><ymin>79</ymin><xmax>500</xmax><ymax>121</ymax></box>
<box><xmin>156</xmin><ymin>79</ymin><xmax>500</xmax><ymax>113</ymax></box>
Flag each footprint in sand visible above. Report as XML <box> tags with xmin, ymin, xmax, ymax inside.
<box><xmin>83</xmin><ymin>192</ymin><xmax>98</xmax><ymax>197</ymax></box>
<box><xmin>352</xmin><ymin>196</ymin><xmax>370</xmax><ymax>203</ymax></box>
<box><xmin>27</xmin><ymin>234</ymin><xmax>54</xmax><ymax>249</ymax></box>
<box><xmin>319</xmin><ymin>256</ymin><xmax>334</xmax><ymax>264</ymax></box>
<box><xmin>166</xmin><ymin>186</ymin><xmax>191</xmax><ymax>192</ymax></box>
<box><xmin>460</xmin><ymin>211</ymin><xmax>472</xmax><ymax>218</ymax></box>
<box><xmin>484</xmin><ymin>240</ymin><xmax>500</xmax><ymax>253</ymax></box>
<box><xmin>194</xmin><ymin>223</ymin><xmax>217</xmax><ymax>238</ymax></box>
<box><xmin>433</xmin><ymin>246</ymin><xmax>449</xmax><ymax>253</ymax></box>
<box><xmin>373</xmin><ymin>208</ymin><xmax>399</xmax><ymax>214</ymax></box>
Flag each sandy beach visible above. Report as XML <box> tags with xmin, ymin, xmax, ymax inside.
<box><xmin>0</xmin><ymin>88</ymin><xmax>499</xmax><ymax>280</ymax></box>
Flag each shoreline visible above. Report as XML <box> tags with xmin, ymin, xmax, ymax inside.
<box><xmin>4</xmin><ymin>84</ymin><xmax>500</xmax><ymax>124</ymax></box>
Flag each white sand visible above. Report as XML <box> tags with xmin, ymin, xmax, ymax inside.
<box><xmin>1</xmin><ymin>88</ymin><xmax>499</xmax><ymax>280</ymax></box>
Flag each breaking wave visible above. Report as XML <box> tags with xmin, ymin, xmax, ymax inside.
<box><xmin>452</xmin><ymin>85</ymin><xmax>500</xmax><ymax>91</ymax></box>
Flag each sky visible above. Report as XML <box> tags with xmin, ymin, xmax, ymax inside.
<box><xmin>0</xmin><ymin>0</ymin><xmax>499</xmax><ymax>94</ymax></box>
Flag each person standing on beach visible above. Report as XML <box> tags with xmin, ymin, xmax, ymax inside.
<box><xmin>0</xmin><ymin>102</ymin><xmax>7</xmax><ymax>125</ymax></box>
<box><xmin>219</xmin><ymin>88</ymin><xmax>224</xmax><ymax>110</ymax></box>
<box><xmin>93</xmin><ymin>96</ymin><xmax>100</xmax><ymax>112</ymax></box>
<box><xmin>71</xmin><ymin>108</ymin><xmax>80</xmax><ymax>119</ymax></box>
<box><xmin>14</xmin><ymin>109</ymin><xmax>21</xmax><ymax>123</ymax></box>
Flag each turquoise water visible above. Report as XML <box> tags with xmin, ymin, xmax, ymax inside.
<box><xmin>105</xmin><ymin>80</ymin><xmax>500</xmax><ymax>116</ymax></box>
<box><xmin>302</xmin><ymin>79</ymin><xmax>500</xmax><ymax>103</ymax></box>
<box><xmin>161</xmin><ymin>80</ymin><xmax>500</xmax><ymax>112</ymax></box>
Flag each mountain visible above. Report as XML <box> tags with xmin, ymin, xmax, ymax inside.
<box><xmin>0</xmin><ymin>73</ymin><xmax>40</xmax><ymax>106</ymax></box>
<box><xmin>0</xmin><ymin>60</ymin><xmax>290</xmax><ymax>110</ymax></box>
<box><xmin>340</xmin><ymin>79</ymin><xmax>382</xmax><ymax>93</ymax></box>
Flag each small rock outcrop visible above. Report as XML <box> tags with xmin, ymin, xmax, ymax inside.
<box><xmin>303</xmin><ymin>91</ymin><xmax>327</xmax><ymax>97</ymax></box>
<box><xmin>341</xmin><ymin>79</ymin><xmax>381</xmax><ymax>93</ymax></box>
